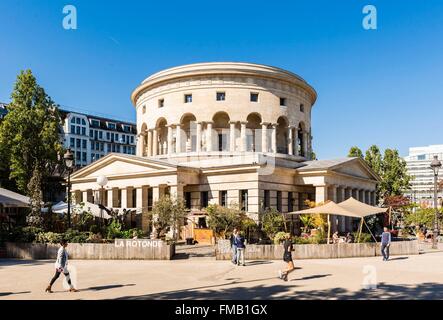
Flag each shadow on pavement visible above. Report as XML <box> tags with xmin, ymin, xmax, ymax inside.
<box><xmin>0</xmin><ymin>259</ymin><xmax>49</xmax><ymax>268</ymax></box>
<box><xmin>115</xmin><ymin>282</ymin><xmax>443</xmax><ymax>300</ymax></box>
<box><xmin>84</xmin><ymin>284</ymin><xmax>136</xmax><ymax>291</ymax></box>
<box><xmin>246</xmin><ymin>261</ymin><xmax>273</xmax><ymax>266</ymax></box>
<box><xmin>292</xmin><ymin>274</ymin><xmax>332</xmax><ymax>281</ymax></box>
<box><xmin>387</xmin><ymin>257</ymin><xmax>409</xmax><ymax>261</ymax></box>
<box><xmin>0</xmin><ymin>291</ymin><xmax>31</xmax><ymax>297</ymax></box>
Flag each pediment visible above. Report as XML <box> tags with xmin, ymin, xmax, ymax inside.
<box><xmin>71</xmin><ymin>154</ymin><xmax>177</xmax><ymax>180</ymax></box>
<box><xmin>332</xmin><ymin>159</ymin><xmax>380</xmax><ymax>181</ymax></box>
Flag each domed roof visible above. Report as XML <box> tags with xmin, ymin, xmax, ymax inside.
<box><xmin>131</xmin><ymin>62</ymin><xmax>317</xmax><ymax>105</ymax></box>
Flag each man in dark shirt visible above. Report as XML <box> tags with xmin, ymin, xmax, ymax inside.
<box><xmin>381</xmin><ymin>227</ymin><xmax>392</xmax><ymax>261</ymax></box>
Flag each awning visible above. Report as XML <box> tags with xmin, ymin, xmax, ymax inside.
<box><xmin>289</xmin><ymin>200</ymin><xmax>359</xmax><ymax>218</ymax></box>
<box><xmin>0</xmin><ymin>187</ymin><xmax>30</xmax><ymax>207</ymax></box>
<box><xmin>338</xmin><ymin>197</ymin><xmax>388</xmax><ymax>216</ymax></box>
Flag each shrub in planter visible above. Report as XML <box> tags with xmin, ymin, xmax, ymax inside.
<box><xmin>106</xmin><ymin>219</ymin><xmax>123</xmax><ymax>239</ymax></box>
<box><xmin>87</xmin><ymin>233</ymin><xmax>103</xmax><ymax>243</ymax></box>
<box><xmin>35</xmin><ymin>232</ymin><xmax>63</xmax><ymax>244</ymax></box>
<box><xmin>274</xmin><ymin>231</ymin><xmax>289</xmax><ymax>244</ymax></box>
<box><xmin>63</xmin><ymin>229</ymin><xmax>91</xmax><ymax>243</ymax></box>
<box><xmin>352</xmin><ymin>232</ymin><xmax>372</xmax><ymax>243</ymax></box>
<box><xmin>10</xmin><ymin>226</ymin><xmax>44</xmax><ymax>243</ymax></box>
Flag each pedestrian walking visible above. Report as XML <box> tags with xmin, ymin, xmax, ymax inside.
<box><xmin>230</xmin><ymin>228</ymin><xmax>238</xmax><ymax>265</ymax></box>
<box><xmin>381</xmin><ymin>227</ymin><xmax>391</xmax><ymax>261</ymax></box>
<box><xmin>278</xmin><ymin>233</ymin><xmax>295</xmax><ymax>281</ymax></box>
<box><xmin>45</xmin><ymin>239</ymin><xmax>78</xmax><ymax>293</ymax></box>
<box><xmin>235</xmin><ymin>232</ymin><xmax>246</xmax><ymax>266</ymax></box>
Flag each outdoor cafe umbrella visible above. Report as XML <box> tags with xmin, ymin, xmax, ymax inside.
<box><xmin>289</xmin><ymin>201</ymin><xmax>357</xmax><ymax>244</ymax></box>
<box><xmin>338</xmin><ymin>197</ymin><xmax>388</xmax><ymax>242</ymax></box>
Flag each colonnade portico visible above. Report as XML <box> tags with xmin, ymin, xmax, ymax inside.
<box><xmin>139</xmin><ymin>119</ymin><xmax>310</xmax><ymax>158</ymax></box>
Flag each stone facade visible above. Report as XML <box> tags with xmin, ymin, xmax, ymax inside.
<box><xmin>70</xmin><ymin>62</ymin><xmax>380</xmax><ymax>236</ymax></box>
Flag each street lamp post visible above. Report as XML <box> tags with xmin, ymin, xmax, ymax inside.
<box><xmin>64</xmin><ymin>149</ymin><xmax>74</xmax><ymax>229</ymax></box>
<box><xmin>97</xmin><ymin>175</ymin><xmax>108</xmax><ymax>228</ymax></box>
<box><xmin>430</xmin><ymin>155</ymin><xmax>441</xmax><ymax>249</ymax></box>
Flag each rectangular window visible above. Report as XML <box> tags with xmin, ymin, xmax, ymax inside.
<box><xmin>148</xmin><ymin>188</ymin><xmax>153</xmax><ymax>211</ymax></box>
<box><xmin>82</xmin><ymin>152</ymin><xmax>87</xmax><ymax>162</ymax></box>
<box><xmin>70</xmin><ymin>117</ymin><xmax>76</xmax><ymax>124</ymax></box>
<box><xmin>76</xmin><ymin>139</ymin><xmax>81</xmax><ymax>148</ymax></box>
<box><xmin>264</xmin><ymin>190</ymin><xmax>270</xmax><ymax>210</ymax></box>
<box><xmin>70</xmin><ymin>138</ymin><xmax>75</xmax><ymax>148</ymax></box>
<box><xmin>219</xmin><ymin>190</ymin><xmax>228</xmax><ymax>207</ymax></box>
<box><xmin>82</xmin><ymin>140</ymin><xmax>87</xmax><ymax>149</ymax></box>
<box><xmin>76</xmin><ymin>151</ymin><xmax>81</xmax><ymax>161</ymax></box>
<box><xmin>76</xmin><ymin>117</ymin><xmax>80</xmax><ymax>124</ymax></box>
<box><xmin>76</xmin><ymin>126</ymin><xmax>80</xmax><ymax>135</ymax></box>
<box><xmin>250</xmin><ymin>93</ymin><xmax>259</xmax><ymax>102</ymax></box>
<box><xmin>216</xmin><ymin>92</ymin><xmax>225</xmax><ymax>101</ymax></box>
<box><xmin>106</xmin><ymin>132</ymin><xmax>110</xmax><ymax>140</ymax></box>
<box><xmin>277</xmin><ymin>191</ymin><xmax>282</xmax><ymax>212</ymax></box>
<box><xmin>185</xmin><ymin>192</ymin><xmax>192</xmax><ymax>210</ymax></box>
<box><xmin>184</xmin><ymin>94</ymin><xmax>192</xmax><ymax>103</ymax></box>
<box><xmin>81</xmin><ymin>119</ymin><xmax>86</xmax><ymax>125</ymax></box>
<box><xmin>89</xmin><ymin>129</ymin><xmax>93</xmax><ymax>137</ymax></box>
<box><xmin>100</xmin><ymin>143</ymin><xmax>104</xmax><ymax>152</ymax></box>
<box><xmin>91</xmin><ymin>141</ymin><xmax>95</xmax><ymax>150</ymax></box>
<box><xmin>71</xmin><ymin>125</ymin><xmax>75</xmax><ymax>134</ymax></box>
<box><xmin>81</xmin><ymin>127</ymin><xmax>86</xmax><ymax>136</ymax></box>
<box><xmin>99</xmin><ymin>131</ymin><xmax>103</xmax><ymax>140</ymax></box>
<box><xmin>280</xmin><ymin>97</ymin><xmax>286</xmax><ymax>106</ymax></box>
<box><xmin>91</xmin><ymin>153</ymin><xmax>95</xmax><ymax>162</ymax></box>
<box><xmin>130</xmin><ymin>136</ymin><xmax>134</xmax><ymax>144</ymax></box>
<box><xmin>107</xmin><ymin>122</ymin><xmax>116</xmax><ymax>130</ymax></box>
<box><xmin>123</xmin><ymin>146</ymin><xmax>127</xmax><ymax>154</ymax></box>
<box><xmin>158</xmin><ymin>99</ymin><xmax>164</xmax><ymax>108</ymax></box>
<box><xmin>200</xmin><ymin>191</ymin><xmax>209</xmax><ymax>208</ymax></box>
<box><xmin>288</xmin><ymin>192</ymin><xmax>294</xmax><ymax>212</ymax></box>
<box><xmin>300</xmin><ymin>104</ymin><xmax>305</xmax><ymax>112</ymax></box>
<box><xmin>107</xmin><ymin>144</ymin><xmax>111</xmax><ymax>152</ymax></box>
<box><xmin>115</xmin><ymin>134</ymin><xmax>119</xmax><ymax>142</ymax></box>
<box><xmin>240</xmin><ymin>190</ymin><xmax>248</xmax><ymax>212</ymax></box>
<box><xmin>91</xmin><ymin>120</ymin><xmax>100</xmax><ymax>127</ymax></box>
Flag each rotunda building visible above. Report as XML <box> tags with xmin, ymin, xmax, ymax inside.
<box><xmin>132</xmin><ymin>62</ymin><xmax>316</xmax><ymax>160</ymax></box>
<box><xmin>70</xmin><ymin>62</ymin><xmax>380</xmax><ymax>241</ymax></box>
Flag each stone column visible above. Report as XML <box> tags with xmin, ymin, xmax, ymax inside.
<box><xmin>240</xmin><ymin>121</ymin><xmax>247</xmax><ymax>152</ymax></box>
<box><xmin>152</xmin><ymin>128</ymin><xmax>158</xmax><ymax>156</ymax></box>
<box><xmin>175</xmin><ymin>124</ymin><xmax>181</xmax><ymax>153</ymax></box>
<box><xmin>206</xmin><ymin>121</ymin><xmax>213</xmax><ymax>152</ymax></box>
<box><xmin>261</xmin><ymin>122</ymin><xmax>268</xmax><ymax>153</ymax></box>
<box><xmin>121</xmin><ymin>188</ymin><xmax>128</xmax><ymax>208</ymax></box>
<box><xmin>371</xmin><ymin>191</ymin><xmax>376</xmax><ymax>205</ymax></box>
<box><xmin>147</xmin><ymin>130</ymin><xmax>153</xmax><ymax>157</ymax></box>
<box><xmin>152</xmin><ymin>186</ymin><xmax>160</xmax><ymax>204</ymax></box>
<box><xmin>136</xmin><ymin>134</ymin><xmax>143</xmax><ymax>157</ymax></box>
<box><xmin>136</xmin><ymin>187</ymin><xmax>143</xmax><ymax>209</ymax></box>
<box><xmin>229</xmin><ymin>121</ymin><xmax>236</xmax><ymax>152</ymax></box>
<box><xmin>303</xmin><ymin>131</ymin><xmax>308</xmax><ymax>157</ymax></box>
<box><xmin>196</xmin><ymin>122</ymin><xmax>202</xmax><ymax>153</ymax></box>
<box><xmin>170</xmin><ymin>184</ymin><xmax>184</xmax><ymax>200</ymax></box>
<box><xmin>167</xmin><ymin>125</ymin><xmax>173</xmax><ymax>155</ymax></box>
<box><xmin>339</xmin><ymin>187</ymin><xmax>346</xmax><ymax>203</ymax></box>
<box><xmin>315</xmin><ymin>185</ymin><xmax>328</xmax><ymax>204</ymax></box>
<box><xmin>360</xmin><ymin>189</ymin><xmax>366</xmax><ymax>203</ymax></box>
<box><xmin>294</xmin><ymin>129</ymin><xmax>299</xmax><ymax>156</ymax></box>
<box><xmin>107</xmin><ymin>189</ymin><xmax>113</xmax><ymax>207</ymax></box>
<box><xmin>288</xmin><ymin>127</ymin><xmax>293</xmax><ymax>155</ymax></box>
<box><xmin>271</xmin><ymin>123</ymin><xmax>277</xmax><ymax>153</ymax></box>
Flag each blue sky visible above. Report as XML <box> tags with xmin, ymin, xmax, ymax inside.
<box><xmin>1</xmin><ymin>0</ymin><xmax>442</xmax><ymax>159</ymax></box>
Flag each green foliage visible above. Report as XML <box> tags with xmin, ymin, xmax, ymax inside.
<box><xmin>106</xmin><ymin>219</ymin><xmax>123</xmax><ymax>239</ymax></box>
<box><xmin>206</xmin><ymin>204</ymin><xmax>245</xmax><ymax>239</ymax></box>
<box><xmin>352</xmin><ymin>232</ymin><xmax>372</xmax><ymax>243</ymax></box>
<box><xmin>120</xmin><ymin>228</ymin><xmax>144</xmax><ymax>239</ymax></box>
<box><xmin>299</xmin><ymin>214</ymin><xmax>315</xmax><ymax>233</ymax></box>
<box><xmin>273</xmin><ymin>231</ymin><xmax>289</xmax><ymax>244</ymax></box>
<box><xmin>0</xmin><ymin>70</ymin><xmax>64</xmax><ymax>195</ymax></box>
<box><xmin>7</xmin><ymin>226</ymin><xmax>43</xmax><ymax>243</ymax></box>
<box><xmin>380</xmin><ymin>149</ymin><xmax>410</xmax><ymax>198</ymax></box>
<box><xmin>72</xmin><ymin>204</ymin><xmax>94</xmax><ymax>231</ymax></box>
<box><xmin>260</xmin><ymin>208</ymin><xmax>286</xmax><ymax>240</ymax></box>
<box><xmin>26</xmin><ymin>165</ymin><xmax>44</xmax><ymax>228</ymax></box>
<box><xmin>63</xmin><ymin>229</ymin><xmax>91</xmax><ymax>243</ymax></box>
<box><xmin>348</xmin><ymin>146</ymin><xmax>363</xmax><ymax>158</ymax></box>
<box><xmin>149</xmin><ymin>195</ymin><xmax>187</xmax><ymax>240</ymax></box>
<box><xmin>35</xmin><ymin>231</ymin><xmax>63</xmax><ymax>244</ymax></box>
<box><xmin>404</xmin><ymin>208</ymin><xmax>442</xmax><ymax>229</ymax></box>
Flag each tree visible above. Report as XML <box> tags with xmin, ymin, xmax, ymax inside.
<box><xmin>0</xmin><ymin>70</ymin><xmax>64</xmax><ymax>198</ymax></box>
<box><xmin>348</xmin><ymin>146</ymin><xmax>363</xmax><ymax>158</ymax></box>
<box><xmin>260</xmin><ymin>208</ymin><xmax>286</xmax><ymax>240</ymax></box>
<box><xmin>149</xmin><ymin>195</ymin><xmax>187</xmax><ymax>240</ymax></box>
<box><xmin>365</xmin><ymin>145</ymin><xmax>382</xmax><ymax>177</ymax></box>
<box><xmin>380</xmin><ymin>149</ymin><xmax>411</xmax><ymax>199</ymax></box>
<box><xmin>27</xmin><ymin>165</ymin><xmax>43</xmax><ymax>228</ymax></box>
<box><xmin>206</xmin><ymin>204</ymin><xmax>245</xmax><ymax>239</ymax></box>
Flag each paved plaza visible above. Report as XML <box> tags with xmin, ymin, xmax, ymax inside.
<box><xmin>1</xmin><ymin>251</ymin><xmax>443</xmax><ymax>300</ymax></box>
